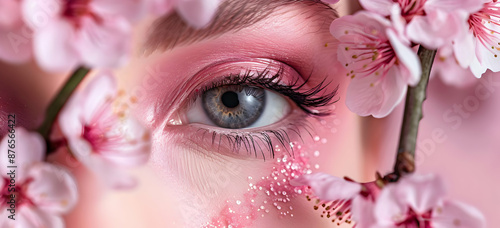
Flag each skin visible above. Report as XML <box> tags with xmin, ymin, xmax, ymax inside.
<box><xmin>0</xmin><ymin>0</ymin><xmax>498</xmax><ymax>227</ymax></box>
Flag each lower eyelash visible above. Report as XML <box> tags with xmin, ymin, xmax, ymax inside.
<box><xmin>193</xmin><ymin>116</ymin><xmax>315</xmax><ymax>160</ymax></box>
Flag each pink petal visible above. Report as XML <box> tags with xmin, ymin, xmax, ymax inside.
<box><xmin>397</xmin><ymin>174</ymin><xmax>446</xmax><ymax>213</ymax></box>
<box><xmin>58</xmin><ymin>92</ymin><xmax>84</xmax><ymax>138</ymax></box>
<box><xmin>0</xmin><ymin>209</ymin><xmax>13</xmax><ymax>226</ymax></box>
<box><xmin>390</xmin><ymin>4</ymin><xmax>406</xmax><ymax>35</ymax></box>
<box><xmin>91</xmin><ymin>0</ymin><xmax>149</xmax><ymax>22</ymax></box>
<box><xmin>432</xmin><ymin>49</ymin><xmax>478</xmax><ymax>87</ymax></box>
<box><xmin>21</xmin><ymin>0</ymin><xmax>62</xmax><ymax>30</ymax></box>
<box><xmin>351</xmin><ymin>196</ymin><xmax>376</xmax><ymax>228</ymax></box>
<box><xmin>432</xmin><ymin>200</ymin><xmax>486</xmax><ymax>228</ymax></box>
<box><xmin>75</xmin><ymin>16</ymin><xmax>131</xmax><ymax>69</ymax></box>
<box><xmin>99</xmin><ymin>117</ymin><xmax>151</xmax><ymax>167</ymax></box>
<box><xmin>67</xmin><ymin>137</ymin><xmax>137</xmax><ymax>190</ymax></box>
<box><xmin>358</xmin><ymin>0</ymin><xmax>394</xmax><ymax>16</ymax></box>
<box><xmin>374</xmin><ymin>183</ymin><xmax>407</xmax><ymax>226</ymax></box>
<box><xmin>32</xmin><ymin>19</ymin><xmax>79</xmax><ymax>72</ymax></box>
<box><xmin>387</xmin><ymin>29</ymin><xmax>421</xmax><ymax>85</ymax></box>
<box><xmin>18</xmin><ymin>206</ymin><xmax>64</xmax><ymax>228</ymax></box>
<box><xmin>26</xmin><ymin>163</ymin><xmax>78</xmax><ymax>214</ymax></box>
<box><xmin>0</xmin><ymin>128</ymin><xmax>44</xmax><ymax>182</ymax></box>
<box><xmin>453</xmin><ymin>31</ymin><xmax>475</xmax><ymax>68</ymax></box>
<box><xmin>346</xmin><ymin>67</ymin><xmax>407</xmax><ymax>118</ymax></box>
<box><xmin>79</xmin><ymin>70</ymin><xmax>118</xmax><ymax>124</ymax></box>
<box><xmin>330</xmin><ymin>12</ymin><xmax>390</xmax><ymax>40</ymax></box>
<box><xmin>426</xmin><ymin>0</ymin><xmax>485</xmax><ymax>13</ymax></box>
<box><xmin>176</xmin><ymin>0</ymin><xmax>221</xmax><ymax>29</ymax></box>
<box><xmin>406</xmin><ymin>9</ymin><xmax>465</xmax><ymax>50</ymax></box>
<box><xmin>290</xmin><ymin>173</ymin><xmax>362</xmax><ymax>201</ymax></box>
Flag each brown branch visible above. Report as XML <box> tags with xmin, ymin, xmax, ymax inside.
<box><xmin>389</xmin><ymin>46</ymin><xmax>437</xmax><ymax>180</ymax></box>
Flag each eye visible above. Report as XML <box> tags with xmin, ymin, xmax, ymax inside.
<box><xmin>186</xmin><ymin>85</ymin><xmax>291</xmax><ymax>129</ymax></box>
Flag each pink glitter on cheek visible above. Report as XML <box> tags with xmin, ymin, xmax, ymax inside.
<box><xmin>203</xmin><ymin>141</ymin><xmax>313</xmax><ymax>227</ymax></box>
<box><xmin>250</xmin><ymin>142</ymin><xmax>313</xmax><ymax>218</ymax></box>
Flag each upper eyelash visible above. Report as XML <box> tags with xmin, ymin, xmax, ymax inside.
<box><xmin>198</xmin><ymin>67</ymin><xmax>339</xmax><ymax>116</ymax></box>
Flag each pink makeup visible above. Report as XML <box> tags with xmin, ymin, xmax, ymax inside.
<box><xmin>203</xmin><ymin>137</ymin><xmax>331</xmax><ymax>227</ymax></box>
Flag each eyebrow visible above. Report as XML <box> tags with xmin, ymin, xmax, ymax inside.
<box><xmin>144</xmin><ymin>0</ymin><xmax>337</xmax><ymax>54</ymax></box>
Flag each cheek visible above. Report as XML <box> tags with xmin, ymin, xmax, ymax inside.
<box><xmin>147</xmin><ymin>106</ymin><xmax>362</xmax><ymax>227</ymax></box>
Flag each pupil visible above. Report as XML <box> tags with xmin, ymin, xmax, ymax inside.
<box><xmin>221</xmin><ymin>91</ymin><xmax>239</xmax><ymax>108</ymax></box>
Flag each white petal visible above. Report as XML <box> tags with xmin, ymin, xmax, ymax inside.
<box><xmin>470</xmin><ymin>57</ymin><xmax>487</xmax><ymax>78</ymax></box>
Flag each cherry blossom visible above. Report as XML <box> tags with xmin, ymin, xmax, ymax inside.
<box><xmin>0</xmin><ymin>128</ymin><xmax>78</xmax><ymax>228</ymax></box>
<box><xmin>359</xmin><ymin>0</ymin><xmax>484</xmax><ymax>50</ymax></box>
<box><xmin>58</xmin><ymin>71</ymin><xmax>151</xmax><ymax>189</ymax></box>
<box><xmin>20</xmin><ymin>0</ymin><xmax>148</xmax><ymax>72</ymax></box>
<box><xmin>149</xmin><ymin>0</ymin><xmax>221</xmax><ymax>28</ymax></box>
<box><xmin>372</xmin><ymin>174</ymin><xmax>486</xmax><ymax>228</ymax></box>
<box><xmin>293</xmin><ymin>172</ymin><xmax>485</xmax><ymax>228</ymax></box>
<box><xmin>0</xmin><ymin>0</ymin><xmax>32</xmax><ymax>63</ymax></box>
<box><xmin>457</xmin><ymin>0</ymin><xmax>500</xmax><ymax>78</ymax></box>
<box><xmin>331</xmin><ymin>10</ymin><xmax>421</xmax><ymax>118</ymax></box>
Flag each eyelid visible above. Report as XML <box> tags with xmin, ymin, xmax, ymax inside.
<box><xmin>162</xmin><ymin>58</ymin><xmax>305</xmax><ymax>127</ymax></box>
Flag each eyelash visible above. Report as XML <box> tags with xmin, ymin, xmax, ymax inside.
<box><xmin>187</xmin><ymin>67</ymin><xmax>338</xmax><ymax>160</ymax></box>
<box><xmin>195</xmin><ymin>119</ymin><xmax>314</xmax><ymax>160</ymax></box>
<box><xmin>197</xmin><ymin>67</ymin><xmax>339</xmax><ymax>116</ymax></box>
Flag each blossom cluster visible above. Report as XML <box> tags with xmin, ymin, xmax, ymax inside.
<box><xmin>0</xmin><ymin>0</ymin><xmax>220</xmax><ymax>72</ymax></box>
<box><xmin>292</xmin><ymin>173</ymin><xmax>486</xmax><ymax>228</ymax></box>
<box><xmin>0</xmin><ymin>71</ymin><xmax>152</xmax><ymax>227</ymax></box>
<box><xmin>332</xmin><ymin>0</ymin><xmax>500</xmax><ymax>117</ymax></box>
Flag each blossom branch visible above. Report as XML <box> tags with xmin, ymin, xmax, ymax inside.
<box><xmin>37</xmin><ymin>67</ymin><xmax>91</xmax><ymax>152</ymax></box>
<box><xmin>392</xmin><ymin>46</ymin><xmax>436</xmax><ymax>179</ymax></box>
